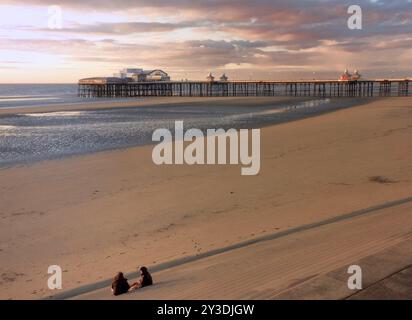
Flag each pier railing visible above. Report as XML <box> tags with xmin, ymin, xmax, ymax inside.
<box><xmin>78</xmin><ymin>79</ymin><xmax>410</xmax><ymax>98</ymax></box>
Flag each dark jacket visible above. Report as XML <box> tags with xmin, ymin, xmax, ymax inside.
<box><xmin>140</xmin><ymin>272</ymin><xmax>153</xmax><ymax>288</ymax></box>
<box><xmin>112</xmin><ymin>277</ymin><xmax>130</xmax><ymax>296</ymax></box>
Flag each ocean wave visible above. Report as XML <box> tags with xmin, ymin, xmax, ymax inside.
<box><xmin>0</xmin><ymin>125</ymin><xmax>17</xmax><ymax>130</ymax></box>
<box><xmin>21</xmin><ymin>111</ymin><xmax>86</xmax><ymax>117</ymax></box>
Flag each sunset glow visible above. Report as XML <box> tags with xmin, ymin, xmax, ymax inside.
<box><xmin>1</xmin><ymin>0</ymin><xmax>411</xmax><ymax>83</ymax></box>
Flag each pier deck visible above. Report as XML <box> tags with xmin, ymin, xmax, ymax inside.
<box><xmin>78</xmin><ymin>79</ymin><xmax>410</xmax><ymax>98</ymax></box>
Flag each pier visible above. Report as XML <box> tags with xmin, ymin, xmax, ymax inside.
<box><xmin>78</xmin><ymin>79</ymin><xmax>410</xmax><ymax>98</ymax></box>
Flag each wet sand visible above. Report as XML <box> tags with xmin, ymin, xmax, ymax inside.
<box><xmin>0</xmin><ymin>97</ymin><xmax>411</xmax><ymax>299</ymax></box>
<box><xmin>0</xmin><ymin>96</ymin><xmax>303</xmax><ymax>115</ymax></box>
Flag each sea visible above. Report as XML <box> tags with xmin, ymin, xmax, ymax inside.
<box><xmin>0</xmin><ymin>84</ymin><xmax>364</xmax><ymax>168</ymax></box>
<box><xmin>0</xmin><ymin>83</ymin><xmax>135</xmax><ymax>109</ymax></box>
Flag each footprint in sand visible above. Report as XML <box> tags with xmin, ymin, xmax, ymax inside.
<box><xmin>369</xmin><ymin>176</ymin><xmax>399</xmax><ymax>184</ymax></box>
<box><xmin>1</xmin><ymin>271</ymin><xmax>25</xmax><ymax>283</ymax></box>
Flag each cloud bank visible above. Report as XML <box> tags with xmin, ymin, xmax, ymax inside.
<box><xmin>1</xmin><ymin>0</ymin><xmax>411</xmax><ymax>82</ymax></box>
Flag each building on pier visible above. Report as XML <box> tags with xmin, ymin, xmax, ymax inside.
<box><xmin>339</xmin><ymin>69</ymin><xmax>361</xmax><ymax>81</ymax></box>
<box><xmin>142</xmin><ymin>69</ymin><xmax>170</xmax><ymax>81</ymax></box>
<box><xmin>352</xmin><ymin>70</ymin><xmax>361</xmax><ymax>80</ymax></box>
<box><xmin>78</xmin><ymin>77</ymin><xmax>131</xmax><ymax>84</ymax></box>
<box><xmin>113</xmin><ymin>68</ymin><xmax>143</xmax><ymax>79</ymax></box>
<box><xmin>220</xmin><ymin>73</ymin><xmax>228</xmax><ymax>82</ymax></box>
<box><xmin>113</xmin><ymin>68</ymin><xmax>170</xmax><ymax>82</ymax></box>
<box><xmin>206</xmin><ymin>73</ymin><xmax>215</xmax><ymax>82</ymax></box>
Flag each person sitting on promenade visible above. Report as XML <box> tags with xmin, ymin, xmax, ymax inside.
<box><xmin>111</xmin><ymin>272</ymin><xmax>130</xmax><ymax>296</ymax></box>
<box><xmin>129</xmin><ymin>266</ymin><xmax>153</xmax><ymax>291</ymax></box>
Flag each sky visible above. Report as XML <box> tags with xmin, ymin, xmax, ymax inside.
<box><xmin>0</xmin><ymin>0</ymin><xmax>411</xmax><ymax>83</ymax></box>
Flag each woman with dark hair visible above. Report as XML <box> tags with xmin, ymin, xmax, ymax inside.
<box><xmin>111</xmin><ymin>272</ymin><xmax>130</xmax><ymax>296</ymax></box>
<box><xmin>129</xmin><ymin>266</ymin><xmax>153</xmax><ymax>291</ymax></box>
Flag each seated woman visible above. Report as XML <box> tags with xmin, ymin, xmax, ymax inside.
<box><xmin>111</xmin><ymin>272</ymin><xmax>130</xmax><ymax>296</ymax></box>
<box><xmin>129</xmin><ymin>266</ymin><xmax>153</xmax><ymax>291</ymax></box>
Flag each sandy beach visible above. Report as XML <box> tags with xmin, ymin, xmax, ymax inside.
<box><xmin>0</xmin><ymin>96</ymin><xmax>411</xmax><ymax>299</ymax></box>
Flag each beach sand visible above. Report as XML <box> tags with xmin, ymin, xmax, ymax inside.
<box><xmin>78</xmin><ymin>200</ymin><xmax>412</xmax><ymax>299</ymax></box>
<box><xmin>0</xmin><ymin>97</ymin><xmax>411</xmax><ymax>299</ymax></box>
